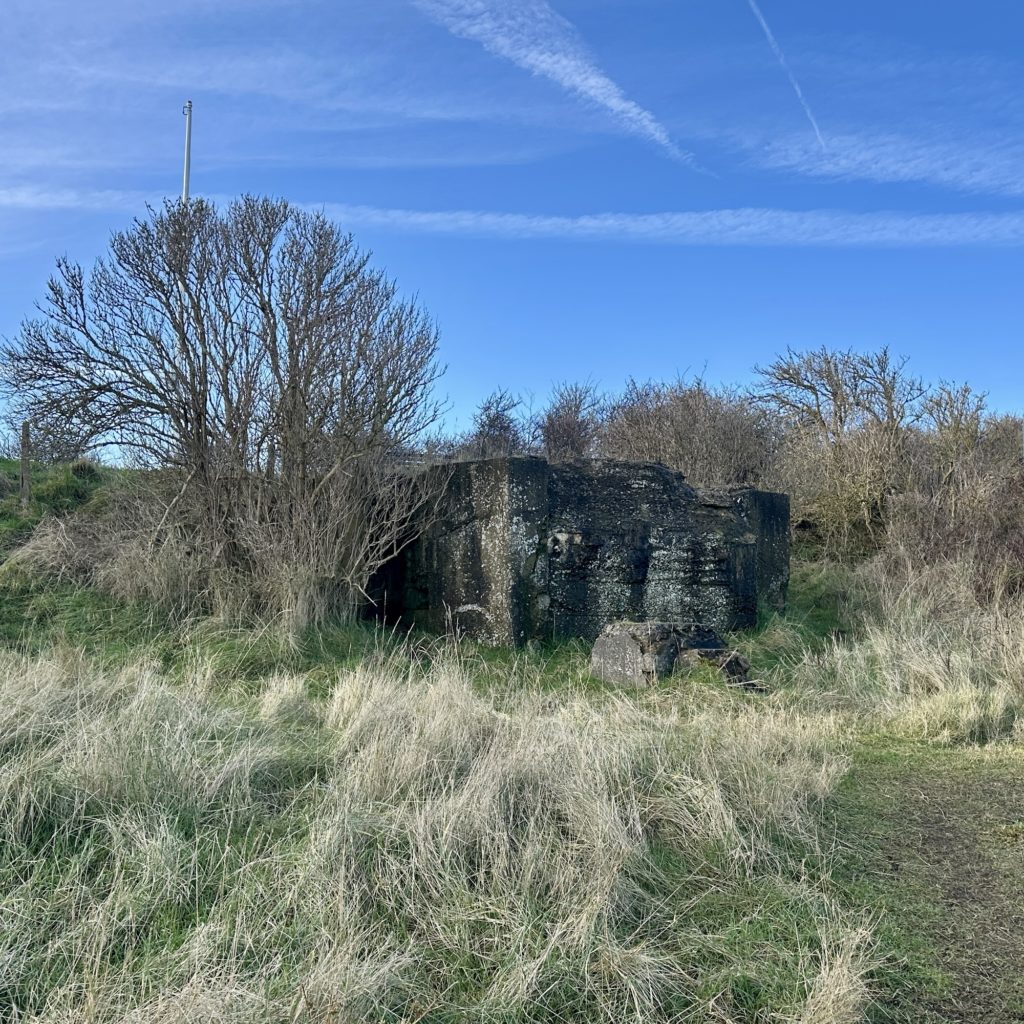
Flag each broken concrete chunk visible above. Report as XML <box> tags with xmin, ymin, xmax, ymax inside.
<box><xmin>590</xmin><ymin>619</ymin><xmax>756</xmax><ymax>688</ymax></box>
<box><xmin>590</xmin><ymin>621</ymin><xmax>684</xmax><ymax>687</ymax></box>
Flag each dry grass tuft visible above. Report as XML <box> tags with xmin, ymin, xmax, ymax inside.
<box><xmin>0</xmin><ymin>646</ymin><xmax>864</xmax><ymax>1023</ymax></box>
<box><xmin>775</xmin><ymin>557</ymin><xmax>1024</xmax><ymax>743</ymax></box>
<box><xmin>794</xmin><ymin>921</ymin><xmax>875</xmax><ymax>1024</ymax></box>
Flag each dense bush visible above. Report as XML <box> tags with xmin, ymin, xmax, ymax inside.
<box><xmin>886</xmin><ymin>464</ymin><xmax>1024</xmax><ymax>600</ymax></box>
<box><xmin>602</xmin><ymin>377</ymin><xmax>779</xmax><ymax>486</ymax></box>
<box><xmin>538</xmin><ymin>380</ymin><xmax>604</xmax><ymax>461</ymax></box>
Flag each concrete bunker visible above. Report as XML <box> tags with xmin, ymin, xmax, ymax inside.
<box><xmin>372</xmin><ymin>457</ymin><xmax>789</xmax><ymax>646</ymax></box>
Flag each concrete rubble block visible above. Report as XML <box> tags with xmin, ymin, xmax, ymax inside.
<box><xmin>590</xmin><ymin>620</ymin><xmax>728</xmax><ymax>687</ymax></box>
<box><xmin>591</xmin><ymin>620</ymin><xmax>759</xmax><ymax>689</ymax></box>
<box><xmin>590</xmin><ymin>621</ymin><xmax>681</xmax><ymax>687</ymax></box>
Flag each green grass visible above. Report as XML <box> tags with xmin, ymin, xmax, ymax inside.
<box><xmin>0</xmin><ymin>457</ymin><xmax>112</xmax><ymax>558</ymax></box>
<box><xmin>736</xmin><ymin>557</ymin><xmax>1024</xmax><ymax>1022</ymax></box>
<box><xmin>786</xmin><ymin>559</ymin><xmax>863</xmax><ymax>641</ymax></box>
<box><xmin>3</xmin><ymin>487</ymin><xmax>1024</xmax><ymax>1022</ymax></box>
<box><xmin>735</xmin><ymin>558</ymin><xmax>864</xmax><ymax>682</ymax></box>
<box><xmin>825</xmin><ymin>740</ymin><xmax>957</xmax><ymax>1023</ymax></box>
<box><xmin>0</xmin><ymin>572</ymin><xmax>176</xmax><ymax>663</ymax></box>
<box><xmin>0</xmin><ymin>567</ymin><xmax>391</xmax><ymax>689</ymax></box>
<box><xmin>824</xmin><ymin>738</ymin><xmax>1024</xmax><ymax>1023</ymax></box>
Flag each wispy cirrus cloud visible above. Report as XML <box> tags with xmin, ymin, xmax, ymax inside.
<box><xmin>6</xmin><ymin>185</ymin><xmax>1024</xmax><ymax>248</ymax></box>
<box><xmin>410</xmin><ymin>0</ymin><xmax>692</xmax><ymax>163</ymax></box>
<box><xmin>756</xmin><ymin>130</ymin><xmax>1024</xmax><ymax>197</ymax></box>
<box><xmin>319</xmin><ymin>202</ymin><xmax>1024</xmax><ymax>248</ymax></box>
<box><xmin>725</xmin><ymin>36</ymin><xmax>1024</xmax><ymax>195</ymax></box>
<box><xmin>0</xmin><ymin>185</ymin><xmax>154</xmax><ymax>212</ymax></box>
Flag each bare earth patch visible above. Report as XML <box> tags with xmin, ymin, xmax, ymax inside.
<box><xmin>838</xmin><ymin>744</ymin><xmax>1024</xmax><ymax>1023</ymax></box>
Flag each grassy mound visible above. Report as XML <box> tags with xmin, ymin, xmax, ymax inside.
<box><xmin>0</xmin><ymin>458</ymin><xmax>110</xmax><ymax>559</ymax></box>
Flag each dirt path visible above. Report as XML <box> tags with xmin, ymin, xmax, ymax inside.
<box><xmin>835</xmin><ymin>743</ymin><xmax>1024</xmax><ymax>1023</ymax></box>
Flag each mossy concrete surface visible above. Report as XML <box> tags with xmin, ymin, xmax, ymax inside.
<box><xmin>375</xmin><ymin>457</ymin><xmax>790</xmax><ymax>645</ymax></box>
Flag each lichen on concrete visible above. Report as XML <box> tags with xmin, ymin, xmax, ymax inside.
<box><xmin>371</xmin><ymin>457</ymin><xmax>790</xmax><ymax>646</ymax></box>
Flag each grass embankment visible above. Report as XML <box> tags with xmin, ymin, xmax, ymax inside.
<box><xmin>0</xmin><ymin>458</ymin><xmax>110</xmax><ymax>558</ymax></box>
<box><xmin>1</xmin><ymin>474</ymin><xmax>1023</xmax><ymax>1022</ymax></box>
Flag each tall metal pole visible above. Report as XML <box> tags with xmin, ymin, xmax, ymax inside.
<box><xmin>182</xmin><ymin>100</ymin><xmax>193</xmax><ymax>202</ymax></box>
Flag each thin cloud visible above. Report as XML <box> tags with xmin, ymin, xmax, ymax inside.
<box><xmin>757</xmin><ymin>130</ymin><xmax>1024</xmax><ymax>197</ymax></box>
<box><xmin>320</xmin><ymin>202</ymin><xmax>1024</xmax><ymax>248</ymax></box>
<box><xmin>746</xmin><ymin>0</ymin><xmax>826</xmax><ymax>150</ymax></box>
<box><xmin>0</xmin><ymin>185</ymin><xmax>153</xmax><ymax>212</ymax></box>
<box><xmin>411</xmin><ymin>0</ymin><xmax>693</xmax><ymax>163</ymax></box>
<box><xmin>6</xmin><ymin>186</ymin><xmax>1024</xmax><ymax>249</ymax></box>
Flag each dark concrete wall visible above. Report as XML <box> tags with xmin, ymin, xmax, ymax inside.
<box><xmin>371</xmin><ymin>457</ymin><xmax>789</xmax><ymax>645</ymax></box>
<box><xmin>735</xmin><ymin>489</ymin><xmax>791</xmax><ymax>612</ymax></box>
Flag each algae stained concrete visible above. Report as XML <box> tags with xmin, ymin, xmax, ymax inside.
<box><xmin>374</xmin><ymin>457</ymin><xmax>789</xmax><ymax>646</ymax></box>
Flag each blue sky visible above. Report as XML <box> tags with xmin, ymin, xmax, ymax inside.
<box><xmin>3</xmin><ymin>0</ymin><xmax>1023</xmax><ymax>423</ymax></box>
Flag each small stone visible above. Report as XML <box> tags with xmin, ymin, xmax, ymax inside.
<box><xmin>675</xmin><ymin>649</ymin><xmax>706</xmax><ymax>673</ymax></box>
<box><xmin>713</xmin><ymin>649</ymin><xmax>752</xmax><ymax>682</ymax></box>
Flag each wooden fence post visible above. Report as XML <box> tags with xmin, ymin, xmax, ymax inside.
<box><xmin>20</xmin><ymin>420</ymin><xmax>31</xmax><ymax>510</ymax></box>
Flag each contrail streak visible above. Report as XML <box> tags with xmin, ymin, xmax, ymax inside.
<box><xmin>412</xmin><ymin>0</ymin><xmax>695</xmax><ymax>164</ymax></box>
<box><xmin>746</xmin><ymin>0</ymin><xmax>826</xmax><ymax>150</ymax></box>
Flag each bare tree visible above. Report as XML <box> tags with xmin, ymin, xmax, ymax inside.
<box><xmin>601</xmin><ymin>377</ymin><xmax>778</xmax><ymax>486</ymax></box>
<box><xmin>753</xmin><ymin>348</ymin><xmax>860</xmax><ymax>446</ymax></box>
<box><xmin>979</xmin><ymin>414</ymin><xmax>1024</xmax><ymax>473</ymax></box>
<box><xmin>469</xmin><ymin>388</ymin><xmax>528</xmax><ymax>459</ymax></box>
<box><xmin>753</xmin><ymin>347</ymin><xmax>924</xmax><ymax>440</ymax></box>
<box><xmin>852</xmin><ymin>348</ymin><xmax>927</xmax><ymax>434</ymax></box>
<box><xmin>0</xmin><ymin>196</ymin><xmax>445</xmax><ymax>628</ymax></box>
<box><xmin>755</xmin><ymin>346</ymin><xmax>926</xmax><ymax>550</ymax></box>
<box><xmin>538</xmin><ymin>381</ymin><xmax>603</xmax><ymax>462</ymax></box>
<box><xmin>919</xmin><ymin>381</ymin><xmax>987</xmax><ymax>481</ymax></box>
